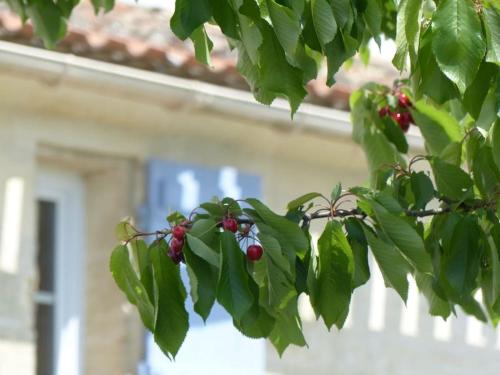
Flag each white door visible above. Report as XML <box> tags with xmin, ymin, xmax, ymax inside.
<box><xmin>35</xmin><ymin>169</ymin><xmax>85</xmax><ymax>375</ymax></box>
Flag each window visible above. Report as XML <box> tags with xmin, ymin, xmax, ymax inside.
<box><xmin>35</xmin><ymin>170</ymin><xmax>85</xmax><ymax>375</ymax></box>
<box><xmin>35</xmin><ymin>200</ymin><xmax>57</xmax><ymax>375</ymax></box>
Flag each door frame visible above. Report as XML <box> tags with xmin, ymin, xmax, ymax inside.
<box><xmin>36</xmin><ymin>168</ymin><xmax>86</xmax><ymax>375</ymax></box>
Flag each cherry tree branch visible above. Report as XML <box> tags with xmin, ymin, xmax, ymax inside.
<box><xmin>124</xmin><ymin>197</ymin><xmax>496</xmax><ymax>242</ymax></box>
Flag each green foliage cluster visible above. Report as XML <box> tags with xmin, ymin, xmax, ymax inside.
<box><xmin>6</xmin><ymin>0</ymin><xmax>499</xmax><ymax>359</ymax></box>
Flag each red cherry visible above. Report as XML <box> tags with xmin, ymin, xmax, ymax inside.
<box><xmin>378</xmin><ymin>106</ymin><xmax>390</xmax><ymax>117</ymax></box>
<box><xmin>398</xmin><ymin>93</ymin><xmax>412</xmax><ymax>108</ymax></box>
<box><xmin>246</xmin><ymin>245</ymin><xmax>263</xmax><ymax>261</ymax></box>
<box><xmin>172</xmin><ymin>225</ymin><xmax>186</xmax><ymax>240</ymax></box>
<box><xmin>406</xmin><ymin>112</ymin><xmax>414</xmax><ymax>124</ymax></box>
<box><xmin>170</xmin><ymin>237</ymin><xmax>184</xmax><ymax>253</ymax></box>
<box><xmin>223</xmin><ymin>217</ymin><xmax>238</xmax><ymax>233</ymax></box>
<box><xmin>392</xmin><ymin>112</ymin><xmax>411</xmax><ymax>132</ymax></box>
<box><xmin>401</xmin><ymin>115</ymin><xmax>412</xmax><ymax>132</ymax></box>
<box><xmin>391</xmin><ymin>111</ymin><xmax>403</xmax><ymax>123</ymax></box>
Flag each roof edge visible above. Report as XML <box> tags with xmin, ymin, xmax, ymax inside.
<box><xmin>0</xmin><ymin>40</ymin><xmax>424</xmax><ymax>148</ymax></box>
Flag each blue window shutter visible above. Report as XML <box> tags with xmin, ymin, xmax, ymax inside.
<box><xmin>141</xmin><ymin>161</ymin><xmax>261</xmax><ymax>234</ymax></box>
<box><xmin>140</xmin><ymin>160</ymin><xmax>266</xmax><ymax>375</ymax></box>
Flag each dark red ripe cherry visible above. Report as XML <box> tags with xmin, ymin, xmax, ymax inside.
<box><xmin>246</xmin><ymin>245</ymin><xmax>263</xmax><ymax>261</ymax></box>
<box><xmin>378</xmin><ymin>106</ymin><xmax>390</xmax><ymax>117</ymax></box>
<box><xmin>223</xmin><ymin>217</ymin><xmax>238</xmax><ymax>233</ymax></box>
<box><xmin>172</xmin><ymin>225</ymin><xmax>186</xmax><ymax>240</ymax></box>
<box><xmin>170</xmin><ymin>237</ymin><xmax>184</xmax><ymax>253</ymax></box>
<box><xmin>392</xmin><ymin>111</ymin><xmax>411</xmax><ymax>133</ymax></box>
<box><xmin>392</xmin><ymin>111</ymin><xmax>403</xmax><ymax>123</ymax></box>
<box><xmin>168</xmin><ymin>249</ymin><xmax>184</xmax><ymax>265</ymax></box>
<box><xmin>398</xmin><ymin>93</ymin><xmax>412</xmax><ymax>108</ymax></box>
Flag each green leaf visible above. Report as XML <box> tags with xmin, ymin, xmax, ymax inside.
<box><xmin>483</xmin><ymin>2</ymin><xmax>500</xmax><ymax>64</ymax></box>
<box><xmin>210</xmin><ymin>0</ymin><xmax>239</xmax><ymax>39</ymax></box>
<box><xmin>268</xmin><ymin>300</ymin><xmax>307</xmax><ymax>356</ymax></box>
<box><xmin>476</xmin><ymin>85</ymin><xmax>499</xmax><ymax>130</ymax></box>
<box><xmin>412</xmin><ymin>100</ymin><xmax>462</xmax><ymax>156</ymax></box>
<box><xmin>362</xmin><ymin>228</ymin><xmax>410</xmax><ymax>302</ymax></box>
<box><xmin>167</xmin><ymin>211</ymin><xmax>187</xmax><ymax>226</ymax></box>
<box><xmin>217</xmin><ymin>231</ymin><xmax>254</xmax><ymax>321</ymax></box>
<box><xmin>183</xmin><ymin>243</ymin><xmax>217</xmax><ymax>321</ymax></box>
<box><xmin>311</xmin><ymin>0</ymin><xmax>337</xmax><ymax>46</ymax></box>
<box><xmin>115</xmin><ymin>220</ymin><xmax>136</xmax><ymax>241</ymax></box>
<box><xmin>237</xmin><ymin>12</ymin><xmax>263</xmax><ymax>64</ymax></box>
<box><xmin>440</xmin><ymin>216</ymin><xmax>481</xmax><ymax>301</ymax></box>
<box><xmin>257</xmin><ymin>232</ymin><xmax>292</xmax><ymax>276</ymax></box>
<box><xmin>415</xmin><ymin>272</ymin><xmax>452</xmax><ymax>319</ymax></box>
<box><xmin>190</xmin><ymin>26</ymin><xmax>214</xmax><ymax>65</ymax></box>
<box><xmin>439</xmin><ymin>141</ymin><xmax>463</xmax><ymax>166</ymax></box>
<box><xmin>463</xmin><ymin>62</ymin><xmax>498</xmax><ymax>119</ymax></box>
<box><xmin>481</xmin><ymin>230</ymin><xmax>500</xmax><ymax>320</ymax></box>
<box><xmin>110</xmin><ymin>245</ymin><xmax>155</xmax><ymax>331</ymax></box>
<box><xmin>130</xmin><ymin>240</ymin><xmax>155</xmax><ymax>302</ymax></box>
<box><xmin>374</xmin><ymin>191</ymin><xmax>405</xmax><ymax>215</ymax></box>
<box><xmin>266</xmin><ymin>0</ymin><xmax>301</xmax><ymax>56</ymax></box>
<box><xmin>392</xmin><ymin>0</ymin><xmax>410</xmax><ymax>70</ymax></box>
<box><xmin>459</xmin><ymin>296</ymin><xmax>487</xmax><ymax>322</ymax></box>
<box><xmin>472</xmin><ymin>144</ymin><xmax>500</xmax><ymax>197</ymax></box>
<box><xmin>150</xmin><ymin>242</ymin><xmax>189</xmax><ymax>358</ymax></box>
<box><xmin>221</xmin><ymin>197</ymin><xmax>242</xmax><ymax>214</ymax></box>
<box><xmin>345</xmin><ymin>218</ymin><xmax>370</xmax><ymax>288</ymax></box>
<box><xmin>360</xmin><ymin>122</ymin><xmax>402</xmax><ymax>187</ymax></box>
<box><xmin>324</xmin><ymin>32</ymin><xmax>358</xmax><ymax>86</ymax></box>
<box><xmin>330</xmin><ymin>0</ymin><xmax>352</xmax><ymax>29</ymax></box>
<box><xmin>378</xmin><ymin>113</ymin><xmax>409</xmax><ymax>154</ymax></box>
<box><xmin>252</xmin><ymin>241</ymin><xmax>296</xmax><ymax>310</ymax></box>
<box><xmin>91</xmin><ymin>0</ymin><xmax>115</xmax><ymax>13</ymax></box>
<box><xmin>26</xmin><ymin>0</ymin><xmax>67</xmax><ymax>48</ymax></box>
<box><xmin>5</xmin><ymin>0</ymin><xmax>27</xmax><ymax>21</ymax></box>
<box><xmin>170</xmin><ymin>0</ymin><xmax>212</xmax><ymax>40</ymax></box>
<box><xmin>302</xmin><ymin>1</ymin><xmax>322</xmax><ymax>51</ymax></box>
<box><xmin>431</xmin><ymin>0</ymin><xmax>487</xmax><ymax>93</ymax></box>
<box><xmin>246</xmin><ymin>198</ymin><xmax>309</xmax><ymax>257</ymax></box>
<box><xmin>417</xmin><ymin>28</ymin><xmax>460</xmax><ymax>103</ymax></box>
<box><xmin>255</xmin><ymin>24</ymin><xmax>307</xmax><ymax>114</ymax></box>
<box><xmin>200</xmin><ymin>203</ymin><xmax>225</xmax><ymax>217</ymax></box>
<box><xmin>316</xmin><ymin>221</ymin><xmax>354</xmax><ymax>329</ymax></box>
<box><xmin>185</xmin><ymin>233</ymin><xmax>220</xmax><ymax>267</ymax></box>
<box><xmin>330</xmin><ymin>183</ymin><xmax>342</xmax><ymax>202</ymax></box>
<box><xmin>430</xmin><ymin>158</ymin><xmax>474</xmax><ymax>200</ymax></box>
<box><xmin>363</xmin><ymin>0</ymin><xmax>382</xmax><ymax>44</ymax></box>
<box><xmin>306</xmin><ymin>251</ymin><xmax>319</xmax><ymax>315</ymax></box>
<box><xmin>410</xmin><ymin>172</ymin><xmax>435</xmax><ymax>210</ymax></box>
<box><xmin>287</xmin><ymin>192</ymin><xmax>323</xmax><ymax>211</ymax></box>
<box><xmin>492</xmin><ymin>120</ymin><xmax>500</xmax><ymax>170</ymax></box>
<box><xmin>405</xmin><ymin>0</ymin><xmax>424</xmax><ymax>64</ymax></box>
<box><xmin>370</xmin><ymin>201</ymin><xmax>433</xmax><ymax>274</ymax></box>
<box><xmin>189</xmin><ymin>218</ymin><xmax>219</xmax><ymax>249</ymax></box>
<box><xmin>233</xmin><ymin>285</ymin><xmax>276</xmax><ymax>338</ymax></box>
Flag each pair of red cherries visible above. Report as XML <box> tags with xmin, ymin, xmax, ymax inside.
<box><xmin>222</xmin><ymin>217</ymin><xmax>263</xmax><ymax>261</ymax></box>
<box><xmin>378</xmin><ymin>93</ymin><xmax>413</xmax><ymax>133</ymax></box>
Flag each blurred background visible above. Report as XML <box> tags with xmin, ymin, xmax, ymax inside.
<box><xmin>0</xmin><ymin>1</ymin><xmax>498</xmax><ymax>374</ymax></box>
